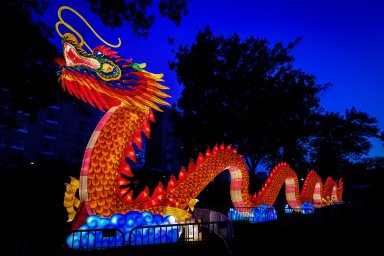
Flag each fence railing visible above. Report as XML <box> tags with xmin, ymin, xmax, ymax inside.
<box><xmin>3</xmin><ymin>204</ymin><xmax>347</xmax><ymax>255</ymax></box>
<box><xmin>63</xmin><ymin>220</ymin><xmax>232</xmax><ymax>248</ymax></box>
<box><xmin>61</xmin><ymin>220</ymin><xmax>233</xmax><ymax>255</ymax></box>
<box><xmin>128</xmin><ymin>219</ymin><xmax>232</xmax><ymax>246</ymax></box>
<box><xmin>66</xmin><ymin>228</ymin><xmax>126</xmax><ymax>250</ymax></box>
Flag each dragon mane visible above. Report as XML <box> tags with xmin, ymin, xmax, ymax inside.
<box><xmin>56</xmin><ymin>34</ymin><xmax>171</xmax><ymax>112</ymax></box>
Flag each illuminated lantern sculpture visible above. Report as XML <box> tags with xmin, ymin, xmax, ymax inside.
<box><xmin>55</xmin><ymin>6</ymin><xmax>343</xmax><ymax>232</ymax></box>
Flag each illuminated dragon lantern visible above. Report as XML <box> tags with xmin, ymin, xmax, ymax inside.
<box><xmin>56</xmin><ymin>6</ymin><xmax>343</xmax><ymax>230</ymax></box>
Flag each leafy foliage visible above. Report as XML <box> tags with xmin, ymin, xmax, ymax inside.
<box><xmin>84</xmin><ymin>0</ymin><xmax>191</xmax><ymax>37</ymax></box>
<box><xmin>311</xmin><ymin>108</ymin><xmax>381</xmax><ymax>178</ymax></box>
<box><xmin>159</xmin><ymin>0</ymin><xmax>190</xmax><ymax>26</ymax></box>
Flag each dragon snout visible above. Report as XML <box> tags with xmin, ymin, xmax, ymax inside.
<box><xmin>63</xmin><ymin>42</ymin><xmax>101</xmax><ymax>69</ymax></box>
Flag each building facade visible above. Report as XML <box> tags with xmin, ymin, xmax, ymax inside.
<box><xmin>0</xmin><ymin>95</ymin><xmax>102</xmax><ymax>173</ymax></box>
<box><xmin>0</xmin><ymin>90</ymin><xmax>181</xmax><ymax>175</ymax></box>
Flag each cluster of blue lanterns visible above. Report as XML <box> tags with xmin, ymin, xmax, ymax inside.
<box><xmin>66</xmin><ymin>211</ymin><xmax>180</xmax><ymax>249</ymax></box>
<box><xmin>227</xmin><ymin>205</ymin><xmax>278</xmax><ymax>223</ymax></box>
<box><xmin>284</xmin><ymin>202</ymin><xmax>315</xmax><ymax>214</ymax></box>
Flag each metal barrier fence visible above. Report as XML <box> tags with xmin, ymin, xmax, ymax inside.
<box><xmin>130</xmin><ymin>219</ymin><xmax>233</xmax><ymax>247</ymax></box>
<box><xmin>3</xmin><ymin>208</ymin><xmax>234</xmax><ymax>255</ymax></box>
<box><xmin>67</xmin><ymin>228</ymin><xmax>126</xmax><ymax>250</ymax></box>
<box><xmin>3</xmin><ymin>205</ymin><xmax>327</xmax><ymax>255</ymax></box>
<box><xmin>64</xmin><ymin>220</ymin><xmax>233</xmax><ymax>249</ymax></box>
<box><xmin>4</xmin><ymin>220</ymin><xmax>233</xmax><ymax>255</ymax></box>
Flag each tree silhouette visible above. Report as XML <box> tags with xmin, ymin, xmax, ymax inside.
<box><xmin>84</xmin><ymin>0</ymin><xmax>191</xmax><ymax>37</ymax></box>
<box><xmin>311</xmin><ymin>108</ymin><xmax>381</xmax><ymax>178</ymax></box>
<box><xmin>169</xmin><ymin>27</ymin><xmax>329</xmax><ymax>189</ymax></box>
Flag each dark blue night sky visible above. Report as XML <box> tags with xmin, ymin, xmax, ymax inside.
<box><xmin>39</xmin><ymin>0</ymin><xmax>384</xmax><ymax>157</ymax></box>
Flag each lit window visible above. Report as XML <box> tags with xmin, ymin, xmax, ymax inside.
<box><xmin>42</xmin><ymin>143</ymin><xmax>54</xmax><ymax>156</ymax></box>
<box><xmin>11</xmin><ymin>139</ymin><xmax>25</xmax><ymax>150</ymax></box>
<box><xmin>0</xmin><ymin>135</ymin><xmax>7</xmax><ymax>147</ymax></box>
<box><xmin>49</xmin><ymin>105</ymin><xmax>61</xmax><ymax>110</ymax></box>
<box><xmin>47</xmin><ymin>112</ymin><xmax>59</xmax><ymax>124</ymax></box>
<box><xmin>44</xmin><ymin>127</ymin><xmax>56</xmax><ymax>139</ymax></box>
<box><xmin>16</xmin><ymin>120</ymin><xmax>28</xmax><ymax>133</ymax></box>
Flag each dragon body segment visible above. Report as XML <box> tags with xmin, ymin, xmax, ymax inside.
<box><xmin>56</xmin><ymin>7</ymin><xmax>343</xmax><ymax>230</ymax></box>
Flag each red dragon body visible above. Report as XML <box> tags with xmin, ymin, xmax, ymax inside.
<box><xmin>56</xmin><ymin>15</ymin><xmax>343</xmax><ymax>231</ymax></box>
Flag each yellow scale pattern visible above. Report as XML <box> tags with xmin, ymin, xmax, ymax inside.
<box><xmin>87</xmin><ymin>105</ymin><xmax>149</xmax><ymax>217</ymax></box>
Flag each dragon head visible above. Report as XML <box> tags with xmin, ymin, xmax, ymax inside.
<box><xmin>55</xmin><ymin>33</ymin><xmax>171</xmax><ymax>112</ymax></box>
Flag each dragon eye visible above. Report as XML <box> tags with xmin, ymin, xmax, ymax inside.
<box><xmin>93</xmin><ymin>50</ymin><xmax>104</xmax><ymax>58</ymax></box>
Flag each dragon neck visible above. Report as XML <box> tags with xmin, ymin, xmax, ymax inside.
<box><xmin>79</xmin><ymin>104</ymin><xmax>152</xmax><ymax>217</ymax></box>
